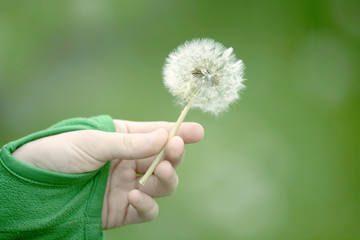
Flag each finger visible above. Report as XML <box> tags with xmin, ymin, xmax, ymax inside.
<box><xmin>136</xmin><ymin>161</ymin><xmax>178</xmax><ymax>197</ymax></box>
<box><xmin>135</xmin><ymin>136</ymin><xmax>185</xmax><ymax>173</ymax></box>
<box><xmin>75</xmin><ymin>128</ymin><xmax>168</xmax><ymax>161</ymax></box>
<box><xmin>113</xmin><ymin>120</ymin><xmax>204</xmax><ymax>144</ymax></box>
<box><xmin>125</xmin><ymin>190</ymin><xmax>159</xmax><ymax>225</ymax></box>
<box><xmin>165</xmin><ymin>136</ymin><xmax>185</xmax><ymax>168</ymax></box>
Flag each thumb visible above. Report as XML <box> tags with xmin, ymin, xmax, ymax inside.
<box><xmin>78</xmin><ymin>128</ymin><xmax>168</xmax><ymax>161</ymax></box>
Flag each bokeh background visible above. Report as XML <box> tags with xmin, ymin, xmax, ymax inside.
<box><xmin>1</xmin><ymin>0</ymin><xmax>359</xmax><ymax>239</ymax></box>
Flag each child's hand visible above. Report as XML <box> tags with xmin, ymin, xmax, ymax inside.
<box><xmin>13</xmin><ymin>120</ymin><xmax>204</xmax><ymax>229</ymax></box>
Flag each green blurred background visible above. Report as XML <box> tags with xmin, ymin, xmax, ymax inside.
<box><xmin>1</xmin><ymin>0</ymin><xmax>359</xmax><ymax>239</ymax></box>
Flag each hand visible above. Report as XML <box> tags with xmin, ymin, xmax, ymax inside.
<box><xmin>13</xmin><ymin>120</ymin><xmax>204</xmax><ymax>229</ymax></box>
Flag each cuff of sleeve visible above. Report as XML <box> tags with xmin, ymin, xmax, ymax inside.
<box><xmin>0</xmin><ymin>115</ymin><xmax>115</xmax><ymax>239</ymax></box>
<box><xmin>0</xmin><ymin>115</ymin><xmax>115</xmax><ymax>186</ymax></box>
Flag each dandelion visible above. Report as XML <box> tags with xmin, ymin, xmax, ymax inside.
<box><xmin>139</xmin><ymin>38</ymin><xmax>245</xmax><ymax>185</ymax></box>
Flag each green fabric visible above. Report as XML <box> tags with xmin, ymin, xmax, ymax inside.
<box><xmin>0</xmin><ymin>115</ymin><xmax>115</xmax><ymax>240</ymax></box>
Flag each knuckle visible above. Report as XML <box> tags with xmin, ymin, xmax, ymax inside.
<box><xmin>143</xmin><ymin>202</ymin><xmax>159</xmax><ymax>222</ymax></box>
<box><xmin>169</xmin><ymin>174</ymin><xmax>179</xmax><ymax>195</ymax></box>
<box><xmin>121</xmin><ymin>134</ymin><xmax>134</xmax><ymax>158</ymax></box>
<box><xmin>161</xmin><ymin>173</ymin><xmax>178</xmax><ymax>196</ymax></box>
<box><xmin>149</xmin><ymin>203</ymin><xmax>159</xmax><ymax>221</ymax></box>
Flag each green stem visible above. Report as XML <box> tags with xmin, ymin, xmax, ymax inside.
<box><xmin>139</xmin><ymin>99</ymin><xmax>194</xmax><ymax>185</ymax></box>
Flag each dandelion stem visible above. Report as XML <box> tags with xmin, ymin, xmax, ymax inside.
<box><xmin>139</xmin><ymin>98</ymin><xmax>194</xmax><ymax>185</ymax></box>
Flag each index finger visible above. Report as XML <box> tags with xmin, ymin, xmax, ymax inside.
<box><xmin>113</xmin><ymin>120</ymin><xmax>204</xmax><ymax>144</ymax></box>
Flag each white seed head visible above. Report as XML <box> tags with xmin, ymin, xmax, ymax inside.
<box><xmin>163</xmin><ymin>38</ymin><xmax>245</xmax><ymax>115</ymax></box>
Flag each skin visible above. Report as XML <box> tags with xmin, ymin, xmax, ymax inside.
<box><xmin>12</xmin><ymin>120</ymin><xmax>204</xmax><ymax>229</ymax></box>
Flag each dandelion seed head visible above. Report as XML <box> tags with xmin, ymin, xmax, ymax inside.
<box><xmin>163</xmin><ymin>38</ymin><xmax>246</xmax><ymax>115</ymax></box>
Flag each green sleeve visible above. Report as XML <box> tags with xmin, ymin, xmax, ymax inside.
<box><xmin>0</xmin><ymin>115</ymin><xmax>115</xmax><ymax>240</ymax></box>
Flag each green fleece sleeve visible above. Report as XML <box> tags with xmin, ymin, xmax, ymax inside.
<box><xmin>0</xmin><ymin>115</ymin><xmax>115</xmax><ymax>240</ymax></box>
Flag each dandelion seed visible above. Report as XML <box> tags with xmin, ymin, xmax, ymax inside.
<box><xmin>164</xmin><ymin>38</ymin><xmax>245</xmax><ymax>115</ymax></box>
<box><xmin>139</xmin><ymin>38</ymin><xmax>246</xmax><ymax>185</ymax></box>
